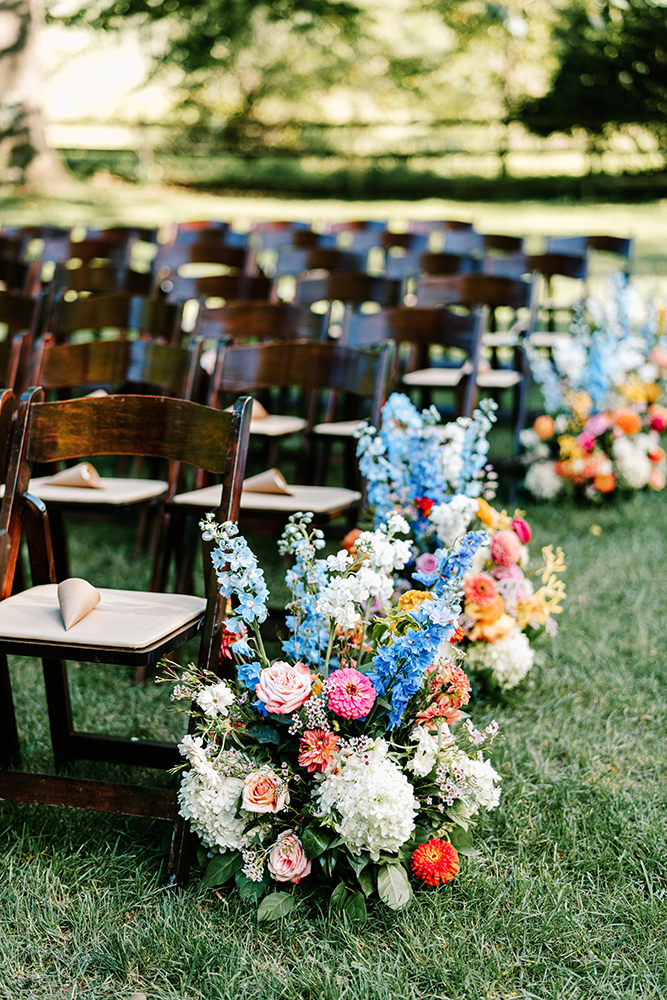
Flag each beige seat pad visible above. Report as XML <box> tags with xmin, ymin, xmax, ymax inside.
<box><xmin>250</xmin><ymin>415</ymin><xmax>307</xmax><ymax>437</ymax></box>
<box><xmin>313</xmin><ymin>419</ymin><xmax>364</xmax><ymax>437</ymax></box>
<box><xmin>482</xmin><ymin>331</ymin><xmax>519</xmax><ymax>348</ymax></box>
<box><xmin>403</xmin><ymin>361</ymin><xmax>472</xmax><ymax>387</ymax></box>
<box><xmin>174</xmin><ymin>483</ymin><xmax>361</xmax><ymax>514</ymax></box>
<box><xmin>0</xmin><ymin>585</ymin><xmax>205</xmax><ymax>649</ymax></box>
<box><xmin>529</xmin><ymin>331</ymin><xmax>568</xmax><ymax>349</ymax></box>
<box><xmin>476</xmin><ymin>369</ymin><xmax>522</xmax><ymax>388</ymax></box>
<box><xmin>23</xmin><ymin>476</ymin><xmax>168</xmax><ymax>506</ymax></box>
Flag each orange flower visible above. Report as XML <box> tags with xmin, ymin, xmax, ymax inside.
<box><xmin>410</xmin><ymin>839</ymin><xmax>460</xmax><ymax>886</ymax></box>
<box><xmin>341</xmin><ymin>528</ymin><xmax>361</xmax><ymax>556</ymax></box>
<box><xmin>468</xmin><ymin>612</ymin><xmax>516</xmax><ymax>642</ymax></box>
<box><xmin>614</xmin><ymin>408</ymin><xmax>641</xmax><ymax>435</ymax></box>
<box><xmin>464</xmin><ymin>574</ymin><xmax>499</xmax><ymax>607</ymax></box>
<box><xmin>593</xmin><ymin>473</ymin><xmax>616</xmax><ymax>494</ymax></box>
<box><xmin>475</xmin><ymin>497</ymin><xmax>495</xmax><ymax>526</ymax></box>
<box><xmin>466</xmin><ymin>595</ymin><xmax>505</xmax><ymax>624</ymax></box>
<box><xmin>533</xmin><ymin>415</ymin><xmax>555</xmax><ymax>440</ymax></box>
<box><xmin>649</xmin><ymin>470</ymin><xmax>666</xmax><ymax>491</ymax></box>
<box><xmin>648</xmin><ymin>446</ymin><xmax>665</xmax><ymax>464</ymax></box>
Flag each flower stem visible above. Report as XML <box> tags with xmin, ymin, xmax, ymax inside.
<box><xmin>323</xmin><ymin>623</ymin><xmax>336</xmax><ymax>678</ymax></box>
<box><xmin>356</xmin><ymin>598</ymin><xmax>373</xmax><ymax>669</ymax></box>
<box><xmin>251</xmin><ymin>623</ymin><xmax>270</xmax><ymax>670</ymax></box>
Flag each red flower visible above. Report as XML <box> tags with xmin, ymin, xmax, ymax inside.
<box><xmin>298</xmin><ymin>729</ymin><xmax>339</xmax><ymax>773</ymax></box>
<box><xmin>448</xmin><ymin>624</ymin><xmax>465</xmax><ymax>644</ymax></box>
<box><xmin>414</xmin><ymin>497</ymin><xmax>435</xmax><ymax>517</ymax></box>
<box><xmin>410</xmin><ymin>839</ymin><xmax>460</xmax><ymax>886</ymax></box>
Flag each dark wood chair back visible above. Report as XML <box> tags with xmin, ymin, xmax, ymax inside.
<box><xmin>275</xmin><ymin>247</ymin><xmax>363</xmax><ymax>278</ymax></box>
<box><xmin>29</xmin><ymin>335</ymin><xmax>202</xmax><ymax>401</ymax></box>
<box><xmin>193</xmin><ymin>301</ymin><xmax>318</xmax><ymax>343</ymax></box>
<box><xmin>419</xmin><ymin>252</ymin><xmax>474</xmax><ymax>277</ymax></box>
<box><xmin>46</xmin><ymin>293</ymin><xmax>184</xmax><ymax>345</ymax></box>
<box><xmin>0</xmin><ymin>257</ymin><xmax>41</xmax><ymax>296</ymax></box>
<box><xmin>56</xmin><ymin>263</ymin><xmax>153</xmax><ymax>297</ymax></box>
<box><xmin>0</xmin><ymin>333</ymin><xmax>33</xmax><ymax>398</ymax></box>
<box><xmin>346</xmin><ymin>306</ymin><xmax>486</xmax><ymax>416</ymax></box>
<box><xmin>416</xmin><ymin>272</ymin><xmax>533</xmax><ymax>311</ymax></box>
<box><xmin>526</xmin><ymin>253</ymin><xmax>587</xmax><ymax>282</ymax></box>
<box><xmin>161</xmin><ymin>272</ymin><xmax>271</xmax><ymax>304</ymax></box>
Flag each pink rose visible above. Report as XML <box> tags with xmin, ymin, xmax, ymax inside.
<box><xmin>510</xmin><ymin>517</ymin><xmax>531</xmax><ymax>544</ymax></box>
<box><xmin>242</xmin><ymin>767</ymin><xmax>290</xmax><ymax>814</ymax></box>
<box><xmin>255</xmin><ymin>660</ymin><xmax>312</xmax><ymax>714</ymax></box>
<box><xmin>490</xmin><ymin>562</ymin><xmax>524</xmax><ymax>582</ymax></box>
<box><xmin>585</xmin><ymin>413</ymin><xmax>611</xmax><ymax>437</ymax></box>
<box><xmin>415</xmin><ymin>552</ymin><xmax>438</xmax><ymax>575</ymax></box>
<box><xmin>267</xmin><ymin>831</ymin><xmax>311</xmax><ymax>884</ymax></box>
<box><xmin>490</xmin><ymin>529</ymin><xmax>522</xmax><ymax>567</ymax></box>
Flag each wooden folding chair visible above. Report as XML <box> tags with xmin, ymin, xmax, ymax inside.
<box><xmin>45</xmin><ymin>292</ymin><xmax>184</xmax><ymax>346</ymax></box>
<box><xmin>0</xmin><ymin>390</ymin><xmax>251</xmax><ymax>885</ymax></box>
<box><xmin>346</xmin><ymin>305</ymin><xmax>486</xmax><ymax>418</ymax></box>
<box><xmin>22</xmin><ymin>335</ymin><xmax>203</xmax><ymax>580</ymax></box>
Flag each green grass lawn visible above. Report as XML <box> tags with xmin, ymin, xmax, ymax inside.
<box><xmin>1</xmin><ymin>486</ymin><xmax>666</xmax><ymax>999</ymax></box>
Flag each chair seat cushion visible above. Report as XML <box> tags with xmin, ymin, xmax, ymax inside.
<box><xmin>475</xmin><ymin>369</ymin><xmax>522</xmax><ymax>388</ymax></box>
<box><xmin>529</xmin><ymin>331</ymin><xmax>567</xmax><ymax>349</ymax></box>
<box><xmin>402</xmin><ymin>361</ymin><xmax>472</xmax><ymax>387</ymax></box>
<box><xmin>250</xmin><ymin>415</ymin><xmax>307</xmax><ymax>437</ymax></box>
<box><xmin>19</xmin><ymin>477</ymin><xmax>168</xmax><ymax>506</ymax></box>
<box><xmin>0</xmin><ymin>585</ymin><xmax>206</xmax><ymax>649</ymax></box>
<box><xmin>312</xmin><ymin>420</ymin><xmax>364</xmax><ymax>437</ymax></box>
<box><xmin>482</xmin><ymin>331</ymin><xmax>519</xmax><ymax>347</ymax></box>
<box><xmin>174</xmin><ymin>483</ymin><xmax>361</xmax><ymax>514</ymax></box>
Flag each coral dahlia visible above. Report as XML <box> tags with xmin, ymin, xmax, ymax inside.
<box><xmin>298</xmin><ymin>729</ymin><xmax>339</xmax><ymax>773</ymax></box>
<box><xmin>410</xmin><ymin>838</ymin><xmax>460</xmax><ymax>886</ymax></box>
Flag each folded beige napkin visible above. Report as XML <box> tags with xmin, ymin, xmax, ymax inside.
<box><xmin>57</xmin><ymin>578</ymin><xmax>101</xmax><ymax>630</ymax></box>
<box><xmin>225</xmin><ymin>399</ymin><xmax>269</xmax><ymax>420</ymax></box>
<box><xmin>242</xmin><ymin>468</ymin><xmax>292</xmax><ymax>495</ymax></box>
<box><xmin>44</xmin><ymin>462</ymin><xmax>102</xmax><ymax>489</ymax></box>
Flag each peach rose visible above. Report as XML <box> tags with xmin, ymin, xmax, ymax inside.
<box><xmin>534</xmin><ymin>415</ymin><xmax>555</xmax><ymax>440</ymax></box>
<box><xmin>267</xmin><ymin>831</ymin><xmax>311</xmax><ymax>883</ymax></box>
<box><xmin>255</xmin><ymin>660</ymin><xmax>312</xmax><ymax>714</ymax></box>
<box><xmin>242</xmin><ymin>767</ymin><xmax>290</xmax><ymax>814</ymax></box>
<box><xmin>594</xmin><ymin>473</ymin><xmax>616</xmax><ymax>494</ymax></box>
<box><xmin>469</xmin><ymin>612</ymin><xmax>516</xmax><ymax>642</ymax></box>
<box><xmin>648</xmin><ymin>469</ymin><xmax>666</xmax><ymax>491</ymax></box>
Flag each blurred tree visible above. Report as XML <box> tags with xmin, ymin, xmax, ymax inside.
<box><xmin>516</xmin><ymin>0</ymin><xmax>667</xmax><ymax>137</ymax></box>
<box><xmin>0</xmin><ymin>0</ymin><xmax>69</xmax><ymax>186</ymax></box>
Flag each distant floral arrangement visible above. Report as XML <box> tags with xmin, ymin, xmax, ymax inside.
<box><xmin>164</xmin><ymin>512</ymin><xmax>502</xmax><ymax>920</ymax></box>
<box><xmin>524</xmin><ymin>275</ymin><xmax>667</xmax><ymax>499</ymax></box>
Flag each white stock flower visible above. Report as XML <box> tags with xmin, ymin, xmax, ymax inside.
<box><xmin>327</xmin><ymin>550</ymin><xmax>352</xmax><ymax>573</ymax></box>
<box><xmin>406</xmin><ymin>725</ymin><xmax>452</xmax><ymax>777</ymax></box>
<box><xmin>315</xmin><ymin>739</ymin><xmax>419</xmax><ymax>861</ymax></box>
<box><xmin>429</xmin><ymin>495</ymin><xmax>479</xmax><ymax>547</ymax></box>
<box><xmin>553</xmin><ymin>338</ymin><xmax>587</xmax><ymax>384</ymax></box>
<box><xmin>465</xmin><ymin>627</ymin><xmax>535</xmax><ymax>690</ymax></box>
<box><xmin>178</xmin><ymin>734</ymin><xmax>213</xmax><ymax>775</ymax></box>
<box><xmin>612</xmin><ymin>436</ymin><xmax>652</xmax><ymax>489</ymax></box>
<box><xmin>196</xmin><ymin>680</ymin><xmax>235</xmax><ymax>718</ymax></box>
<box><xmin>463</xmin><ymin>755</ymin><xmax>502</xmax><ymax>812</ymax></box>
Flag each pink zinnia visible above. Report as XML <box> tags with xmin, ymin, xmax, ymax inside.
<box><xmin>490</xmin><ymin>529</ymin><xmax>523</xmax><ymax>567</ymax></box>
<box><xmin>298</xmin><ymin>729</ymin><xmax>339</xmax><ymax>773</ymax></box>
<box><xmin>327</xmin><ymin>668</ymin><xmax>376</xmax><ymax>719</ymax></box>
<box><xmin>490</xmin><ymin>562</ymin><xmax>524</xmax><ymax>582</ymax></box>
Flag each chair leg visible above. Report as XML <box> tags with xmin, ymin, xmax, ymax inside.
<box><xmin>165</xmin><ymin>812</ymin><xmax>195</xmax><ymax>888</ymax></box>
<box><xmin>41</xmin><ymin>658</ymin><xmax>74</xmax><ymax>772</ymax></box>
<box><xmin>0</xmin><ymin>653</ymin><xmax>20</xmax><ymax>769</ymax></box>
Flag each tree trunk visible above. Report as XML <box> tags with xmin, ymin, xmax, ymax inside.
<box><xmin>0</xmin><ymin>0</ymin><xmax>70</xmax><ymax>189</ymax></box>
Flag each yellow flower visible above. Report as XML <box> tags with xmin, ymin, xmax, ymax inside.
<box><xmin>398</xmin><ymin>590</ymin><xmax>432</xmax><ymax>612</ymax></box>
<box><xmin>475</xmin><ymin>497</ymin><xmax>496</xmax><ymax>527</ymax></box>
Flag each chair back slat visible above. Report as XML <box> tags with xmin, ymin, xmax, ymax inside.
<box><xmin>24</xmin><ymin>394</ymin><xmax>237</xmax><ymax>471</ymax></box>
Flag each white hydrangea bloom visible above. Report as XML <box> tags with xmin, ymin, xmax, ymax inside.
<box><xmin>465</xmin><ymin>627</ymin><xmax>535</xmax><ymax>690</ymax></box>
<box><xmin>525</xmin><ymin>461</ymin><xmax>565</xmax><ymax>500</ymax></box>
<box><xmin>429</xmin><ymin>495</ymin><xmax>479</xmax><ymax>548</ymax></box>
<box><xmin>612</xmin><ymin>435</ymin><xmax>652</xmax><ymax>488</ymax></box>
<box><xmin>315</xmin><ymin>739</ymin><xmax>419</xmax><ymax>861</ymax></box>
<box><xmin>178</xmin><ymin>734</ymin><xmax>213</xmax><ymax>775</ymax></box>
<box><xmin>196</xmin><ymin>680</ymin><xmax>235</xmax><ymax>718</ymax></box>
<box><xmin>178</xmin><ymin>770</ymin><xmax>252</xmax><ymax>852</ymax></box>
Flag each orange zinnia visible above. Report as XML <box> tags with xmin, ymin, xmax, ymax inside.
<box><xmin>614</xmin><ymin>408</ymin><xmax>641</xmax><ymax>435</ymax></box>
<box><xmin>410</xmin><ymin>839</ymin><xmax>460</xmax><ymax>886</ymax></box>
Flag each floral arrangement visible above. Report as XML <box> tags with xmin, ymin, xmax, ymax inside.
<box><xmin>166</xmin><ymin>511</ymin><xmax>502</xmax><ymax>920</ymax></box>
<box><xmin>410</xmin><ymin>503</ymin><xmax>566</xmax><ymax>692</ymax></box>
<box><xmin>355</xmin><ymin>392</ymin><xmax>498</xmax><ymax>553</ymax></box>
<box><xmin>524</xmin><ymin>275</ymin><xmax>667</xmax><ymax>499</ymax></box>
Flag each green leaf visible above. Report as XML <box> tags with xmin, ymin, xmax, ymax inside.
<box><xmin>356</xmin><ymin>868</ymin><xmax>375</xmax><ymax>898</ymax></box>
<box><xmin>235</xmin><ymin>869</ymin><xmax>270</xmax><ymax>902</ymax></box>
<box><xmin>329</xmin><ymin>881</ymin><xmax>348</xmax><ymax>911</ymax></box>
<box><xmin>245</xmin><ymin>723</ymin><xmax>282</xmax><ymax>745</ymax></box>
<box><xmin>301</xmin><ymin>826</ymin><xmax>332</xmax><ymax>859</ymax></box>
<box><xmin>257</xmin><ymin>892</ymin><xmax>296</xmax><ymax>922</ymax></box>
<box><xmin>199</xmin><ymin>852</ymin><xmax>243</xmax><ymax>889</ymax></box>
<box><xmin>377</xmin><ymin>863</ymin><xmax>413</xmax><ymax>910</ymax></box>
<box><xmin>196</xmin><ymin>846</ymin><xmax>209</xmax><ymax>868</ymax></box>
<box><xmin>347</xmin><ymin>852</ymin><xmax>369</xmax><ymax>877</ymax></box>
<box><xmin>448</xmin><ymin>826</ymin><xmax>473</xmax><ymax>849</ymax></box>
<box><xmin>341</xmin><ymin>890</ymin><xmax>367</xmax><ymax>923</ymax></box>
